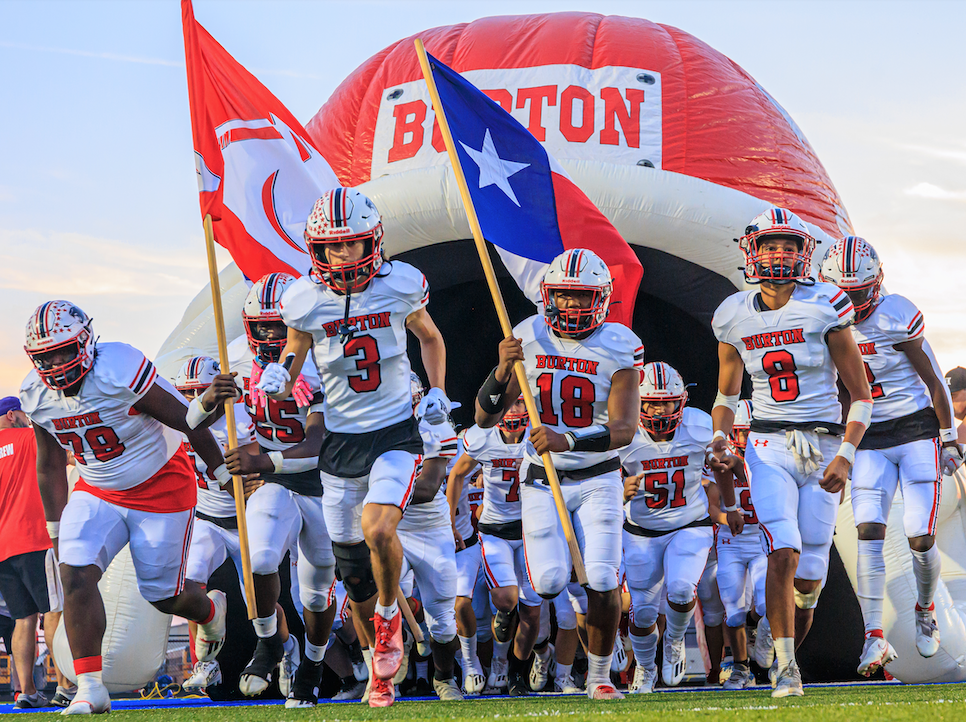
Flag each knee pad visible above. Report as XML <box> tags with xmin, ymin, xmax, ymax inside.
<box><xmin>725</xmin><ymin>612</ymin><xmax>746</xmax><ymax>628</ymax></box>
<box><xmin>300</xmin><ymin>585</ymin><xmax>334</xmax><ymax>613</ymax></box>
<box><xmin>554</xmin><ymin>597</ymin><xmax>577</xmax><ymax>631</ymax></box>
<box><xmin>703</xmin><ymin>605</ymin><xmax>725</xmax><ymax>627</ymax></box>
<box><xmin>632</xmin><ymin>601</ymin><xmax>658</xmax><ymax>630</ymax></box>
<box><xmin>666</xmin><ymin>579</ymin><xmax>697</xmax><ymax>607</ymax></box>
<box><xmin>531</xmin><ymin>567</ymin><xmax>569</xmax><ymax>599</ymax></box>
<box><xmin>796</xmin><ymin>545</ymin><xmax>829</xmax><ymax>585</ymax></box>
<box><xmin>332</xmin><ymin>541</ymin><xmax>377</xmax><ymax>603</ymax></box>
<box><xmin>794</xmin><ymin>585</ymin><xmax>822</xmax><ymax>610</ymax></box>
<box><xmin>250</xmin><ymin>549</ymin><xmax>282</xmax><ymax>576</ymax></box>
<box><xmin>584</xmin><ymin>562</ymin><xmax>619</xmax><ymax>594</ymax></box>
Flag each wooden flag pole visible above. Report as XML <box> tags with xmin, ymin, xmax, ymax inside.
<box><xmin>203</xmin><ymin>214</ymin><xmax>258</xmax><ymax>619</ymax></box>
<box><xmin>413</xmin><ymin>39</ymin><xmax>587</xmax><ymax>585</ymax></box>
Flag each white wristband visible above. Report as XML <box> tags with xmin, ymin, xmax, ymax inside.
<box><xmin>268</xmin><ymin>451</ymin><xmax>317</xmax><ymax>474</ymax></box>
<box><xmin>186</xmin><ymin>396</ymin><xmax>215</xmax><ymax>430</ymax></box>
<box><xmin>210</xmin><ymin>463</ymin><xmax>232</xmax><ymax>490</ymax></box>
<box><xmin>835</xmin><ymin>441</ymin><xmax>857</xmax><ymax>466</ymax></box>
<box><xmin>713</xmin><ymin>392</ymin><xmax>740</xmax><ymax>414</ymax></box>
<box><xmin>846</xmin><ymin>400</ymin><xmax>873</xmax><ymax>430</ymax></box>
<box><xmin>941</xmin><ymin>428</ymin><xmax>958</xmax><ymax>444</ymax></box>
<box><xmin>268</xmin><ymin>451</ymin><xmax>285</xmax><ymax>474</ymax></box>
<box><xmin>722</xmin><ymin>502</ymin><xmax>739</xmax><ymax>513</ymax></box>
<box><xmin>564</xmin><ymin>432</ymin><xmax>576</xmax><ymax>451</ymax></box>
<box><xmin>46</xmin><ymin>521</ymin><xmax>60</xmax><ymax>540</ymax></box>
<box><xmin>712</xmin><ymin>430</ymin><xmax>727</xmax><ymax>442</ymax></box>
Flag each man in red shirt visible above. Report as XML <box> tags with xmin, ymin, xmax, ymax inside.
<box><xmin>0</xmin><ymin>396</ymin><xmax>60</xmax><ymax>709</ymax></box>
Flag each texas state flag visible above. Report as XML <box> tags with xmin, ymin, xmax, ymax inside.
<box><xmin>425</xmin><ymin>52</ymin><xmax>643</xmax><ymax>328</ymax></box>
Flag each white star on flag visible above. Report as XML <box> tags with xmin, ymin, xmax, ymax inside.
<box><xmin>459</xmin><ymin>129</ymin><xmax>530</xmax><ymax>207</ymax></box>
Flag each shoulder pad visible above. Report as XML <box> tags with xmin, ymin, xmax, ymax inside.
<box><xmin>227</xmin><ymin>334</ymin><xmax>253</xmax><ymax>379</ymax></box>
<box><xmin>812</xmin><ymin>282</ymin><xmax>855</xmax><ymax>328</ymax></box>
<box><xmin>462</xmin><ymin>424</ymin><xmax>486</xmax><ymax>457</ymax></box>
<box><xmin>598</xmin><ymin>323</ymin><xmax>644</xmax><ymax>365</ymax></box>
<box><xmin>875</xmin><ymin>294</ymin><xmax>924</xmax><ymax>342</ymax></box>
<box><xmin>513</xmin><ymin>315</ymin><xmax>543</xmax><ymax>344</ymax></box>
<box><xmin>711</xmin><ymin>292</ymin><xmax>750</xmax><ymax>342</ymax></box>
<box><xmin>682</xmin><ymin>407</ymin><xmax>713</xmax><ymax>444</ymax></box>
<box><xmin>279</xmin><ymin>275</ymin><xmax>321</xmax><ymax>329</ymax></box>
<box><xmin>95</xmin><ymin>342</ymin><xmax>156</xmax><ymax>395</ymax></box>
<box><xmin>375</xmin><ymin>261</ymin><xmax>428</xmax><ymax>299</ymax></box>
<box><xmin>18</xmin><ymin>371</ymin><xmax>46</xmax><ymax>417</ymax></box>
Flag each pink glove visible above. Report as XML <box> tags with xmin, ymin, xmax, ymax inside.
<box><xmin>250</xmin><ymin>362</ymin><xmax>268</xmax><ymax>409</ymax></box>
<box><xmin>292</xmin><ymin>374</ymin><xmax>313</xmax><ymax>408</ymax></box>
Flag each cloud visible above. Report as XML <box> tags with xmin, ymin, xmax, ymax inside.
<box><xmin>895</xmin><ymin>143</ymin><xmax>966</xmax><ymax>165</ymax></box>
<box><xmin>904</xmin><ymin>183</ymin><xmax>966</xmax><ymax>202</ymax></box>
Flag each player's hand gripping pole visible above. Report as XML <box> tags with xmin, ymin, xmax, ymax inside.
<box><xmin>203</xmin><ymin>214</ymin><xmax>258</xmax><ymax>619</ymax></box>
<box><xmin>414</xmin><ymin>39</ymin><xmax>587</xmax><ymax>586</ymax></box>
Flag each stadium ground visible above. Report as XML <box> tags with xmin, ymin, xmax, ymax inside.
<box><xmin>3</xmin><ymin>682</ymin><xmax>965</xmax><ymax>720</ymax></box>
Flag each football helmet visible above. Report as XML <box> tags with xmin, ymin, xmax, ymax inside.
<box><xmin>410</xmin><ymin>372</ymin><xmax>425</xmax><ymax>411</ymax></box>
<box><xmin>639</xmin><ymin>362</ymin><xmax>687</xmax><ymax>435</ymax></box>
<box><xmin>730</xmin><ymin>399</ymin><xmax>753</xmax><ymax>454</ymax></box>
<box><xmin>498</xmin><ymin>396</ymin><xmax>529</xmax><ymax>433</ymax></box>
<box><xmin>175</xmin><ymin>356</ymin><xmax>221</xmax><ymax>395</ymax></box>
<box><xmin>738</xmin><ymin>207</ymin><xmax>816</xmax><ymax>285</ymax></box>
<box><xmin>24</xmin><ymin>301</ymin><xmax>96</xmax><ymax>390</ymax></box>
<box><xmin>304</xmin><ymin>188</ymin><xmax>384</xmax><ymax>293</ymax></box>
<box><xmin>818</xmin><ymin>236</ymin><xmax>883</xmax><ymax>323</ymax></box>
<box><xmin>540</xmin><ymin>249</ymin><xmax>613</xmax><ymax>335</ymax></box>
<box><xmin>243</xmin><ymin>273</ymin><xmax>297</xmax><ymax>365</ymax></box>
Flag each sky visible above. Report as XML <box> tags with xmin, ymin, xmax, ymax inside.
<box><xmin>1</xmin><ymin>0</ymin><xmax>964</xmax><ymax>398</ymax></box>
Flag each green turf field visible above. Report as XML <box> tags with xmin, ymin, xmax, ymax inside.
<box><xmin>13</xmin><ymin>683</ymin><xmax>966</xmax><ymax>721</ymax></box>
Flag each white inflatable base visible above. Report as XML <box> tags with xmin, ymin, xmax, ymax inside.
<box><xmin>53</xmin><ymin>544</ymin><xmax>172</xmax><ymax>694</ymax></box>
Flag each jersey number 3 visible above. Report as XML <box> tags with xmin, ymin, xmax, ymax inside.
<box><xmin>344</xmin><ymin>335</ymin><xmax>382</xmax><ymax>393</ymax></box>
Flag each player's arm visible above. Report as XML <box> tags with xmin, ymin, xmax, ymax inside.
<box><xmin>410</xmin><ymin>457</ymin><xmax>449</xmax><ymax>505</ymax></box>
<box><xmin>406</xmin><ymin>307</ymin><xmax>446</xmax><ymax>392</ymax></box>
<box><xmin>825</xmin><ymin>326</ymin><xmax>874</xmax><ymax>493</ymax></box>
<box><xmin>225</xmin><ymin>410</ymin><xmax>324</xmax><ymax>476</ymax></box>
<box><xmin>710</xmin><ymin>466</ymin><xmax>745</xmax><ymax>535</ymax></box>
<box><xmin>531</xmin><ymin>367</ymin><xmax>639</xmax><ymax>454</ymax></box>
<box><xmin>446</xmin><ymin>453</ymin><xmax>479</xmax><ymax>528</ymax></box>
<box><xmin>134</xmin><ymin>382</ymin><xmax>228</xmax><ymax>486</ymax></box>
<box><xmin>705</xmin><ymin>479</ymin><xmax>727</xmax><ymax>525</ymax></box>
<box><xmin>475</xmin><ymin>336</ymin><xmax>524</xmax><ymax>428</ymax></box>
<box><xmin>709</xmin><ymin>342</ymin><xmax>744</xmax><ymax>472</ymax></box>
<box><xmin>193</xmin><ymin>372</ymin><xmax>242</xmax><ymax>427</ymax></box>
<box><xmin>34</xmin><ymin>425</ymin><xmax>68</xmax><ymax>550</ymax></box>
<box><xmin>259</xmin><ymin>327</ymin><xmax>314</xmax><ymax>400</ymax></box>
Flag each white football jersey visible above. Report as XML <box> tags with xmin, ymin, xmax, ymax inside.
<box><xmin>280</xmin><ymin>262</ymin><xmax>428</xmax><ymax>434</ymax></box>
<box><xmin>712</xmin><ymin>283</ymin><xmax>854</xmax><ymax>425</ymax></box>
<box><xmin>515</xmin><ymin>316</ymin><xmax>644</xmax><ymax>470</ymax></box>
<box><xmin>853</xmin><ymin>294</ymin><xmax>931</xmax><ymax>423</ymax></box>
<box><xmin>182</xmin><ymin>402</ymin><xmax>255</xmax><ymax>519</ymax></box>
<box><xmin>398</xmin><ymin>417</ymin><xmax>458</xmax><ymax>532</ymax></box>
<box><xmin>237</xmin><ymin>353</ymin><xmax>323</xmax><ymax>453</ymax></box>
<box><xmin>462</xmin><ymin>424</ymin><xmax>528</xmax><ymax>526</ymax></box>
<box><xmin>620</xmin><ymin>408</ymin><xmax>713</xmax><ymax>531</ymax></box>
<box><xmin>20</xmin><ymin>343</ymin><xmax>181</xmax><ymax>490</ymax></box>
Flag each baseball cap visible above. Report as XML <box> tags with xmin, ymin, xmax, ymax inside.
<box><xmin>945</xmin><ymin>367</ymin><xmax>966</xmax><ymax>393</ymax></box>
<box><xmin>0</xmin><ymin>396</ymin><xmax>21</xmax><ymax>415</ymax></box>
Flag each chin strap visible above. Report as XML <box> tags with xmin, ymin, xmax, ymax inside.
<box><xmin>338</xmin><ymin>291</ymin><xmax>357</xmax><ymax>345</ymax></box>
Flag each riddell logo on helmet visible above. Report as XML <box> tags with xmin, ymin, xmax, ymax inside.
<box><xmin>371</xmin><ymin>64</ymin><xmax>663</xmax><ymax>178</ymax></box>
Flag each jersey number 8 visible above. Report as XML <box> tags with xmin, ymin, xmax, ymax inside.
<box><xmin>762</xmin><ymin>350</ymin><xmax>800</xmax><ymax>402</ymax></box>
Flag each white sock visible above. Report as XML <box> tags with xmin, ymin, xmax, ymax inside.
<box><xmin>586</xmin><ymin>651</ymin><xmax>612</xmax><ymax>688</ymax></box>
<box><xmin>77</xmin><ymin>671</ymin><xmax>103</xmax><ymax>688</ymax></box>
<box><xmin>493</xmin><ymin>638</ymin><xmax>510</xmax><ymax>663</ymax></box>
<box><xmin>305</xmin><ymin>640</ymin><xmax>327</xmax><ymax>663</ymax></box>
<box><xmin>857</xmin><ymin>539</ymin><xmax>886</xmax><ymax>633</ymax></box>
<box><xmin>774</xmin><ymin>637</ymin><xmax>795</xmax><ymax>670</ymax></box>
<box><xmin>253</xmin><ymin>612</ymin><xmax>278</xmax><ymax>639</ymax></box>
<box><xmin>458</xmin><ymin>634</ymin><xmax>480</xmax><ymax>671</ymax></box>
<box><xmin>630</xmin><ymin>628</ymin><xmax>659</xmax><ymax>670</ymax></box>
<box><xmin>911</xmin><ymin>545</ymin><xmax>941</xmax><ymax>609</ymax></box>
<box><xmin>363</xmin><ymin>647</ymin><xmax>372</xmax><ymax>672</ymax></box>
<box><xmin>556</xmin><ymin>662</ymin><xmax>573</xmax><ymax>682</ymax></box>
<box><xmin>665</xmin><ymin>603</ymin><xmax>693</xmax><ymax>642</ymax></box>
<box><xmin>283</xmin><ymin>635</ymin><xmax>296</xmax><ymax>654</ymax></box>
<box><xmin>375</xmin><ymin>600</ymin><xmax>399</xmax><ymax>620</ymax></box>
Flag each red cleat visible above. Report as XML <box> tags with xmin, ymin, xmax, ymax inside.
<box><xmin>368</xmin><ymin>676</ymin><xmax>395</xmax><ymax>707</ymax></box>
<box><xmin>372</xmin><ymin>609</ymin><xmax>404</xmax><ymax>680</ymax></box>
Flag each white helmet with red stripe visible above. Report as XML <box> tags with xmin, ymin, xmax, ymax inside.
<box><xmin>304</xmin><ymin>188</ymin><xmax>384</xmax><ymax>293</ymax></box>
<box><xmin>738</xmin><ymin>207</ymin><xmax>817</xmax><ymax>285</ymax></box>
<box><xmin>24</xmin><ymin>300</ymin><xmax>96</xmax><ymax>390</ymax></box>
<box><xmin>818</xmin><ymin>236</ymin><xmax>883</xmax><ymax>323</ymax></box>
<box><xmin>639</xmin><ymin>361</ymin><xmax>687</xmax><ymax>435</ymax></box>
<box><xmin>540</xmin><ymin>248</ymin><xmax>613</xmax><ymax>335</ymax></box>
<box><xmin>243</xmin><ymin>272</ymin><xmax>297</xmax><ymax>365</ymax></box>
<box><xmin>175</xmin><ymin>356</ymin><xmax>221</xmax><ymax>395</ymax></box>
<box><xmin>410</xmin><ymin>371</ymin><xmax>425</xmax><ymax>410</ymax></box>
<box><xmin>730</xmin><ymin>399</ymin><xmax>753</xmax><ymax>453</ymax></box>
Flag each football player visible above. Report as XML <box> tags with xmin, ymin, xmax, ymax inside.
<box><xmin>451</xmin><ymin>396</ymin><xmax>540</xmax><ymax>696</ymax></box>
<box><xmin>819</xmin><ymin>237</ymin><xmax>964</xmax><ymax>674</ymax></box>
<box><xmin>199</xmin><ymin>273</ymin><xmax>336</xmax><ymax>708</ymax></box>
<box><xmin>174</xmin><ymin>356</ymin><xmax>262</xmax><ymax>694</ymax></box>
<box><xmin>21</xmin><ymin>301</ymin><xmax>231</xmax><ymax>714</ymax></box>
<box><xmin>709</xmin><ymin>399</ymin><xmax>768</xmax><ymax>689</ymax></box>
<box><xmin>709</xmin><ymin>208</ymin><xmax>873</xmax><ymax>697</ymax></box>
<box><xmin>620</xmin><ymin>362</ymin><xmax>715</xmax><ymax>692</ymax></box>
<box><xmin>256</xmin><ymin>189</ymin><xmax>449</xmax><ymax>707</ymax></box>
<box><xmin>475</xmin><ymin>249</ymin><xmax>644</xmax><ymax>700</ymax></box>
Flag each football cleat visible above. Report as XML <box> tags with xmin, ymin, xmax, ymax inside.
<box><xmin>367</xmin><ymin>676</ymin><xmax>395</xmax><ymax>707</ymax></box>
<box><xmin>588</xmin><ymin>683</ymin><xmax>624</xmax><ymax>700</ymax></box>
<box><xmin>463</xmin><ymin>669</ymin><xmax>486</xmax><ymax>696</ymax></box>
<box><xmin>239</xmin><ymin>634</ymin><xmax>284</xmax><ymax>697</ymax></box>
<box><xmin>14</xmin><ymin>691</ymin><xmax>48</xmax><ymax>709</ymax></box>
<box><xmin>630</xmin><ymin>664</ymin><xmax>657</xmax><ymax>694</ymax></box>
<box><xmin>332</xmin><ymin>676</ymin><xmax>367</xmax><ymax>701</ymax></box>
<box><xmin>507</xmin><ymin>668</ymin><xmax>530</xmax><ymax>697</ymax></box>
<box><xmin>718</xmin><ymin>655</ymin><xmax>734</xmax><ymax>685</ymax></box>
<box><xmin>916</xmin><ymin>603</ymin><xmax>941</xmax><ymax>658</ymax></box>
<box><xmin>51</xmin><ymin>686</ymin><xmax>77</xmax><ymax>709</ymax></box>
<box><xmin>771</xmin><ymin>661</ymin><xmax>804</xmax><ymax>698</ymax></box>
<box><xmin>754</xmin><ymin>617</ymin><xmax>775</xmax><ymax>669</ymax></box>
<box><xmin>433</xmin><ymin>677</ymin><xmax>465</xmax><ymax>701</ymax></box>
<box><xmin>857</xmin><ymin>633</ymin><xmax>898</xmax><ymax>677</ymax></box>
<box><xmin>278</xmin><ymin>637</ymin><xmax>300</xmax><ymax>698</ymax></box>
<box><xmin>769</xmin><ymin>658</ymin><xmax>779</xmax><ymax>688</ymax></box>
<box><xmin>530</xmin><ymin>644</ymin><xmax>554</xmax><ymax>691</ymax></box>
<box><xmin>372</xmin><ymin>609</ymin><xmax>404</xmax><ymax>680</ymax></box>
<box><xmin>392</xmin><ymin>627</ymin><xmax>414</xmax><ymax>685</ymax></box>
<box><xmin>60</xmin><ymin>678</ymin><xmax>110</xmax><ymax>716</ymax></box>
<box><xmin>662</xmin><ymin>636</ymin><xmax>687</xmax><ymax>687</ymax></box>
<box><xmin>487</xmin><ymin>658</ymin><xmax>508</xmax><ymax>691</ymax></box>
<box><xmin>723</xmin><ymin>663</ymin><xmax>756</xmax><ymax>690</ymax></box>
<box><xmin>195</xmin><ymin>590</ymin><xmax>228</xmax><ymax>663</ymax></box>
<box><xmin>182</xmin><ymin>660</ymin><xmax>222</xmax><ymax>694</ymax></box>
<box><xmin>554</xmin><ymin>674</ymin><xmax>583</xmax><ymax>694</ymax></box>
<box><xmin>284</xmin><ymin>657</ymin><xmax>325</xmax><ymax>709</ymax></box>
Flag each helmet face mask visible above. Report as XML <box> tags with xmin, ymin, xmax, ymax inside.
<box><xmin>243</xmin><ymin>273</ymin><xmax>297</xmax><ymax>366</ymax></box>
<box><xmin>24</xmin><ymin>301</ymin><xmax>96</xmax><ymax>391</ymax></box>
<box><xmin>498</xmin><ymin>396</ymin><xmax>529</xmax><ymax>434</ymax></box>
<box><xmin>739</xmin><ymin>209</ymin><xmax>816</xmax><ymax>286</ymax></box>
<box><xmin>410</xmin><ymin>372</ymin><xmax>425</xmax><ymax>411</ymax></box>
<box><xmin>540</xmin><ymin>250</ymin><xmax>613</xmax><ymax>336</ymax></box>
<box><xmin>304</xmin><ymin>189</ymin><xmax>384</xmax><ymax>294</ymax></box>
<box><xmin>818</xmin><ymin>236</ymin><xmax>883</xmax><ymax>323</ymax></box>
<box><xmin>639</xmin><ymin>362</ymin><xmax>687</xmax><ymax>437</ymax></box>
